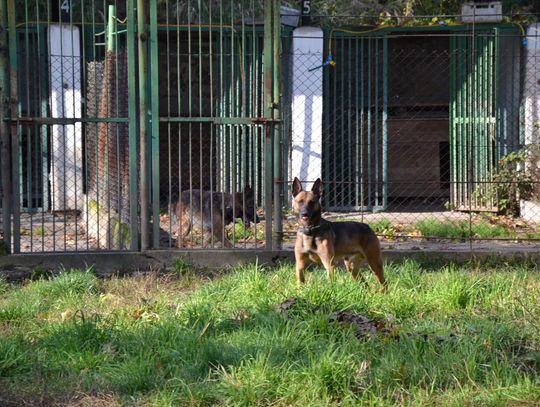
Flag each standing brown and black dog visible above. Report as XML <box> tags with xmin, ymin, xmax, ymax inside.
<box><xmin>291</xmin><ymin>177</ymin><xmax>385</xmax><ymax>288</ymax></box>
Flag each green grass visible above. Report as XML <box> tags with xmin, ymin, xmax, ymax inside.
<box><xmin>415</xmin><ymin>219</ymin><xmax>516</xmax><ymax>239</ymax></box>
<box><xmin>1</xmin><ymin>260</ymin><xmax>540</xmax><ymax>406</ymax></box>
<box><xmin>34</xmin><ymin>226</ymin><xmax>46</xmax><ymax>237</ymax></box>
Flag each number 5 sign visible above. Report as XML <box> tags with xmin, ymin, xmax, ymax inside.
<box><xmin>301</xmin><ymin>0</ymin><xmax>311</xmax><ymax>25</ymax></box>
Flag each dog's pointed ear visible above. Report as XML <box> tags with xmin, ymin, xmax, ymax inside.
<box><xmin>292</xmin><ymin>177</ymin><xmax>303</xmax><ymax>198</ymax></box>
<box><xmin>243</xmin><ymin>185</ymin><xmax>253</xmax><ymax>194</ymax></box>
<box><xmin>312</xmin><ymin>178</ymin><xmax>323</xmax><ymax>198</ymax></box>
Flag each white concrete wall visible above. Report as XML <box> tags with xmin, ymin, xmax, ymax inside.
<box><xmin>49</xmin><ymin>25</ymin><xmax>83</xmax><ymax>211</ymax></box>
<box><xmin>290</xmin><ymin>26</ymin><xmax>324</xmax><ymax>191</ymax></box>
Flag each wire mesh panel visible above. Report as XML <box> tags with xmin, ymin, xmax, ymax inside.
<box><xmin>324</xmin><ymin>33</ymin><xmax>387</xmax><ymax>211</ymax></box>
<box><xmin>6</xmin><ymin>0</ymin><xmax>137</xmax><ymax>253</ymax></box>
<box><xmin>450</xmin><ymin>28</ymin><xmax>521</xmax><ymax>212</ymax></box>
<box><xmin>283</xmin><ymin>23</ymin><xmax>540</xmax><ymax>249</ymax></box>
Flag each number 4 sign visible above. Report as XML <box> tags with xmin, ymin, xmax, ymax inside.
<box><xmin>60</xmin><ymin>0</ymin><xmax>71</xmax><ymax>21</ymax></box>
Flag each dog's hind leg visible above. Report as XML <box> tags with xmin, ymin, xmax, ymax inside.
<box><xmin>344</xmin><ymin>254</ymin><xmax>366</xmax><ymax>284</ymax></box>
<box><xmin>177</xmin><ymin>207</ymin><xmax>191</xmax><ymax>248</ymax></box>
<box><xmin>208</xmin><ymin>215</ymin><xmax>232</xmax><ymax>248</ymax></box>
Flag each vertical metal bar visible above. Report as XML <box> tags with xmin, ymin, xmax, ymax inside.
<box><xmin>24</xmin><ymin>1</ymin><xmax>31</xmax><ymax>217</ymax></box>
<box><xmin>347</xmin><ymin>38</ymin><xmax>352</xmax><ymax>208</ymax></box>
<box><xmin>493</xmin><ymin>30</ymin><xmax>500</xmax><ymax>207</ymax></box>
<box><xmin>176</xmin><ymin>0</ymin><xmax>182</xmax><ymax>247</ymax></box>
<box><xmin>478</xmin><ymin>33</ymin><xmax>484</xmax><ymax>207</ymax></box>
<box><xmin>339</xmin><ymin>37</ymin><xmax>344</xmax><ymax>208</ymax></box>
<box><xmin>198</xmin><ymin>0</ymin><xmax>204</xmax><ymax>245</ymax></box>
<box><xmin>382</xmin><ymin>34</ymin><xmax>388</xmax><ymax>210</ymax></box>
<box><xmin>7</xmin><ymin>0</ymin><xmax>19</xmax><ymax>253</ymax></box>
<box><xmin>209</xmin><ymin>0</ymin><xmax>215</xmax><ymax>248</ymax></box>
<box><xmin>165</xmin><ymin>0</ymin><xmax>171</xmax><ymax>248</ymax></box>
<box><xmin>284</xmin><ymin>31</ymin><xmax>293</xmax><ymax>208</ymax></box>
<box><xmin>263</xmin><ymin>0</ymin><xmax>273</xmax><ymax>250</ymax></box>
<box><xmin>187</xmin><ymin>0</ymin><xmax>194</xmax><ymax>246</ymax></box>
<box><xmin>332</xmin><ymin>36</ymin><xmax>337</xmax><ymax>208</ymax></box>
<box><xmin>354</xmin><ymin>37</ymin><xmax>359</xmax><ymax>208</ymax></box>
<box><xmin>127</xmin><ymin>0</ymin><xmax>138</xmax><ymax>250</ymax></box>
<box><xmin>323</xmin><ymin>33</ymin><xmax>330</xmax><ymax>201</ymax></box>
<box><xmin>254</xmin><ymin>31</ymin><xmax>259</xmax><ymax>211</ymax></box>
<box><xmin>367</xmin><ymin>37</ymin><xmax>372</xmax><ymax>209</ymax></box>
<box><xmin>374</xmin><ymin>37</ymin><xmax>379</xmax><ymax>208</ymax></box>
<box><xmin>272</xmin><ymin>0</ymin><xmax>282</xmax><ymax>250</ymax></box>
<box><xmin>0</xmin><ymin>0</ymin><xmax>11</xmax><ymax>253</ymax></box>
<box><xmin>458</xmin><ymin>36</ymin><xmax>470</xmax><ymax>208</ymax></box>
<box><xmin>108</xmin><ymin>4</ymin><xmax>117</xmax><ymax>251</ymax></box>
<box><xmin>150</xmin><ymin>0</ymin><xmax>160</xmax><ymax>248</ymax></box>
<box><xmin>450</xmin><ymin>35</ymin><xmax>456</xmax><ymax>208</ymax></box>
<box><xmin>137</xmin><ymin>0</ymin><xmax>149</xmax><ymax>251</ymax></box>
<box><xmin>469</xmin><ymin>30</ymin><xmax>475</xmax><ymax>213</ymax></box>
<box><xmin>360</xmin><ymin>37</ymin><xmax>364</xmax><ymax>212</ymax></box>
<box><xmin>38</xmin><ymin>25</ymin><xmax>48</xmax><ymax>216</ymax></box>
<box><xmin>508</xmin><ymin>29</ymin><xmax>515</xmax><ymax>153</ymax></box>
<box><xmin>78</xmin><ymin>0</ymin><xmax>85</xmax><ymax>250</ymax></box>
<box><xmin>217</xmin><ymin>2</ymin><xmax>223</xmax><ymax>194</ymax></box>
<box><xmin>230</xmin><ymin>1</ymin><xmax>236</xmax><ymax>245</ymax></box>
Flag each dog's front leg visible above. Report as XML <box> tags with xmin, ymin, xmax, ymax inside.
<box><xmin>320</xmin><ymin>256</ymin><xmax>335</xmax><ymax>281</ymax></box>
<box><xmin>317</xmin><ymin>242</ymin><xmax>336</xmax><ymax>281</ymax></box>
<box><xmin>295</xmin><ymin>252</ymin><xmax>309</xmax><ymax>287</ymax></box>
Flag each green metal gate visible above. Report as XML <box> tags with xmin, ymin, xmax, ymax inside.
<box><xmin>1</xmin><ymin>0</ymin><xmax>139</xmax><ymax>253</ymax></box>
<box><xmin>450</xmin><ymin>27</ymin><xmax>520</xmax><ymax>212</ymax></box>
<box><xmin>0</xmin><ymin>0</ymin><xmax>282</xmax><ymax>253</ymax></box>
<box><xmin>323</xmin><ymin>31</ymin><xmax>388</xmax><ymax>212</ymax></box>
<box><xmin>147</xmin><ymin>0</ymin><xmax>282</xmax><ymax>250</ymax></box>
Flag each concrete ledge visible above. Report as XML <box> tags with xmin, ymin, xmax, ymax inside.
<box><xmin>1</xmin><ymin>249</ymin><xmax>539</xmax><ymax>282</ymax></box>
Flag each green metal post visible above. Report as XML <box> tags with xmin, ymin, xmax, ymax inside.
<box><xmin>127</xmin><ymin>0</ymin><xmax>138</xmax><ymax>250</ymax></box>
<box><xmin>374</xmin><ymin>38</ymin><xmax>379</xmax><ymax>209</ymax></box>
<box><xmin>340</xmin><ymin>39</ymin><xmax>344</xmax><ymax>207</ymax></box>
<box><xmin>272</xmin><ymin>0</ymin><xmax>282</xmax><ymax>250</ymax></box>
<box><xmin>263</xmin><ymin>0</ymin><xmax>273</xmax><ymax>250</ymax></box>
<box><xmin>450</xmin><ymin>35</ymin><xmax>456</xmax><ymax>207</ymax></box>
<box><xmin>137</xmin><ymin>0</ymin><xmax>149</xmax><ymax>251</ymax></box>
<box><xmin>323</xmin><ymin>34</ymin><xmax>331</xmax><ymax>202</ymax></box>
<box><xmin>7</xmin><ymin>0</ymin><xmax>19</xmax><ymax>253</ymax></box>
<box><xmin>150</xmin><ymin>0</ymin><xmax>160</xmax><ymax>248</ymax></box>
<box><xmin>354</xmin><ymin>38</ymin><xmax>359</xmax><ymax>208</ymax></box>
<box><xmin>367</xmin><ymin>38</ymin><xmax>372</xmax><ymax>209</ymax></box>
<box><xmin>382</xmin><ymin>35</ymin><xmax>388</xmax><ymax>209</ymax></box>
<box><xmin>0</xmin><ymin>0</ymin><xmax>10</xmax><ymax>253</ymax></box>
<box><xmin>360</xmin><ymin>38</ymin><xmax>364</xmax><ymax>211</ymax></box>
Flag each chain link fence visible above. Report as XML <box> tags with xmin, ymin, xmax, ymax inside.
<box><xmin>2</xmin><ymin>3</ymin><xmax>540</xmax><ymax>253</ymax></box>
<box><xmin>282</xmin><ymin>25</ymin><xmax>540</xmax><ymax>251</ymax></box>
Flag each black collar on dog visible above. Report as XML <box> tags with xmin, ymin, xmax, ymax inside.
<box><xmin>299</xmin><ymin>223</ymin><xmax>328</xmax><ymax>236</ymax></box>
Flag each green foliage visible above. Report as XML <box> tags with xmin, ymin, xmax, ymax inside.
<box><xmin>473</xmin><ymin>146</ymin><xmax>539</xmax><ymax>217</ymax></box>
<box><xmin>172</xmin><ymin>257</ymin><xmax>192</xmax><ymax>276</ymax></box>
<box><xmin>33</xmin><ymin>227</ymin><xmax>46</xmax><ymax>237</ymax></box>
<box><xmin>228</xmin><ymin>220</ymin><xmax>265</xmax><ymax>244</ymax></box>
<box><xmin>0</xmin><ymin>277</ymin><xmax>8</xmax><ymax>295</ymax></box>
<box><xmin>368</xmin><ymin>219</ymin><xmax>395</xmax><ymax>238</ymax></box>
